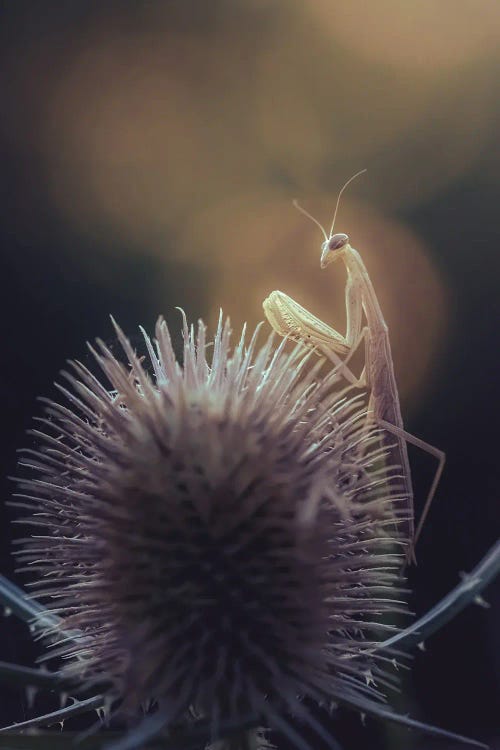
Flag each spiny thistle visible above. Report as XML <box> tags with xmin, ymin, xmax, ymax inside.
<box><xmin>12</xmin><ymin>312</ymin><xmax>408</xmax><ymax>748</ymax></box>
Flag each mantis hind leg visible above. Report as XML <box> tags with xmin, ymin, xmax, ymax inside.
<box><xmin>378</xmin><ymin>418</ymin><xmax>446</xmax><ymax>563</ymax></box>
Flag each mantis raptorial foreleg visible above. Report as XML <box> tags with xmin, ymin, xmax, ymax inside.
<box><xmin>263</xmin><ymin>291</ymin><xmax>361</xmax><ymax>387</ymax></box>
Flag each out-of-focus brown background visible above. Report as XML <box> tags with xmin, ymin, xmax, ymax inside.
<box><xmin>0</xmin><ymin>2</ymin><xmax>499</xmax><ymax>748</ymax></box>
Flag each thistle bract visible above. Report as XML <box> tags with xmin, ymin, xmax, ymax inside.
<box><xmin>13</xmin><ymin>312</ymin><xmax>407</xmax><ymax>742</ymax></box>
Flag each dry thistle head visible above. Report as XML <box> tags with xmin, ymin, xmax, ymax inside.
<box><xmin>12</xmin><ymin>311</ymin><xmax>407</xmax><ymax>745</ymax></box>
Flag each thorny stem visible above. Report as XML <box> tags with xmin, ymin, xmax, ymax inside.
<box><xmin>0</xmin><ymin>574</ymin><xmax>61</xmax><ymax>635</ymax></box>
<box><xmin>0</xmin><ymin>660</ymin><xmax>76</xmax><ymax>690</ymax></box>
<box><xmin>0</xmin><ymin>695</ymin><xmax>105</xmax><ymax>734</ymax></box>
<box><xmin>378</xmin><ymin>538</ymin><xmax>500</xmax><ymax>652</ymax></box>
<box><xmin>0</xmin><ymin>574</ymin><xmax>84</xmax><ymax>649</ymax></box>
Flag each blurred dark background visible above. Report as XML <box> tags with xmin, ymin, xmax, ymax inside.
<box><xmin>0</xmin><ymin>2</ymin><xmax>499</xmax><ymax>748</ymax></box>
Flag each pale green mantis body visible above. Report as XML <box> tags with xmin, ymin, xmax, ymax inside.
<box><xmin>263</xmin><ymin>179</ymin><xmax>445</xmax><ymax>562</ymax></box>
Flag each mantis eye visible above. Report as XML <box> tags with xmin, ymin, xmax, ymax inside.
<box><xmin>328</xmin><ymin>233</ymin><xmax>349</xmax><ymax>251</ymax></box>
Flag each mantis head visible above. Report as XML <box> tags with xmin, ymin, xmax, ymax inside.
<box><xmin>293</xmin><ymin>169</ymin><xmax>365</xmax><ymax>269</ymax></box>
<box><xmin>320</xmin><ymin>233</ymin><xmax>350</xmax><ymax>268</ymax></box>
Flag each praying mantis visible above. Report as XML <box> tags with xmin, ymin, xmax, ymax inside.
<box><xmin>263</xmin><ymin>174</ymin><xmax>445</xmax><ymax>563</ymax></box>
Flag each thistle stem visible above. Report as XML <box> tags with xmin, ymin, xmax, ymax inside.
<box><xmin>0</xmin><ymin>660</ymin><xmax>75</xmax><ymax>690</ymax></box>
<box><xmin>0</xmin><ymin>574</ymin><xmax>61</xmax><ymax>633</ymax></box>
<box><xmin>379</xmin><ymin>538</ymin><xmax>500</xmax><ymax>652</ymax></box>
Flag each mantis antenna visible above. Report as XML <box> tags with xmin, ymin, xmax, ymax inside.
<box><xmin>292</xmin><ymin>200</ymin><xmax>329</xmax><ymax>242</ymax></box>
<box><xmin>329</xmin><ymin>168</ymin><xmax>367</xmax><ymax>236</ymax></box>
<box><xmin>292</xmin><ymin>168</ymin><xmax>367</xmax><ymax>239</ymax></box>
